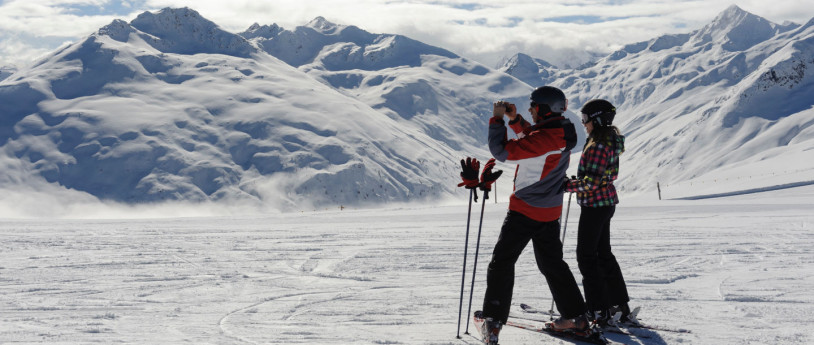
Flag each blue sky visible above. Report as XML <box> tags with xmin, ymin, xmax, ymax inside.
<box><xmin>1</xmin><ymin>0</ymin><xmax>813</xmax><ymax>69</ymax></box>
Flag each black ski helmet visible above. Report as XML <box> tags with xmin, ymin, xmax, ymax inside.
<box><xmin>530</xmin><ymin>86</ymin><xmax>567</xmax><ymax>115</ymax></box>
<box><xmin>580</xmin><ymin>99</ymin><xmax>616</xmax><ymax>127</ymax></box>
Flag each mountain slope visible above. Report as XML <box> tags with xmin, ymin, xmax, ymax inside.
<box><xmin>500</xmin><ymin>5</ymin><xmax>814</xmax><ymax>196</ymax></box>
<box><xmin>3</xmin><ymin>5</ymin><xmax>812</xmax><ymax>211</ymax></box>
<box><xmin>240</xmin><ymin>17</ymin><xmax>534</xmax><ymax>153</ymax></box>
<box><xmin>0</xmin><ymin>8</ymin><xmax>463</xmax><ymax>210</ymax></box>
<box><xmin>497</xmin><ymin>53</ymin><xmax>558</xmax><ymax>87</ymax></box>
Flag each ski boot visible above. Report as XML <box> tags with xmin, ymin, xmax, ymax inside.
<box><xmin>546</xmin><ymin>313</ymin><xmax>607</xmax><ymax>344</ymax></box>
<box><xmin>474</xmin><ymin>311</ymin><xmax>501</xmax><ymax>345</ymax></box>
<box><xmin>615</xmin><ymin>304</ymin><xmax>643</xmax><ymax>327</ymax></box>
<box><xmin>591</xmin><ymin>309</ymin><xmax>613</xmax><ymax>327</ymax></box>
<box><xmin>549</xmin><ymin>312</ymin><xmax>590</xmax><ymax>333</ymax></box>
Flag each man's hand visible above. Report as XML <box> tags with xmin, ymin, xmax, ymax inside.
<box><xmin>505</xmin><ymin>102</ymin><xmax>517</xmax><ymax>121</ymax></box>
<box><xmin>493</xmin><ymin>101</ymin><xmax>517</xmax><ymax>121</ymax></box>
<box><xmin>493</xmin><ymin>102</ymin><xmax>506</xmax><ymax>118</ymax></box>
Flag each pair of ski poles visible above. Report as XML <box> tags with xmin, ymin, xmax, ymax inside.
<box><xmin>456</xmin><ymin>188</ymin><xmax>488</xmax><ymax>338</ymax></box>
<box><xmin>455</xmin><ymin>191</ymin><xmax>574</xmax><ymax>337</ymax></box>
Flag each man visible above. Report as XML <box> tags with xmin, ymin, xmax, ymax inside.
<box><xmin>477</xmin><ymin>86</ymin><xmax>590</xmax><ymax>343</ymax></box>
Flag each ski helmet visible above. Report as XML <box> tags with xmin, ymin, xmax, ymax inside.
<box><xmin>530</xmin><ymin>86</ymin><xmax>567</xmax><ymax>115</ymax></box>
<box><xmin>580</xmin><ymin>99</ymin><xmax>616</xmax><ymax>127</ymax></box>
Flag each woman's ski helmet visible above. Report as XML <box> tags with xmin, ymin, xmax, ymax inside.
<box><xmin>580</xmin><ymin>99</ymin><xmax>616</xmax><ymax>127</ymax></box>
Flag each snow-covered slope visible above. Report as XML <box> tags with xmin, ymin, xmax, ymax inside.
<box><xmin>0</xmin><ymin>8</ymin><xmax>464</xmax><ymax>210</ymax></box>
<box><xmin>501</xmin><ymin>5</ymin><xmax>814</xmax><ymax>196</ymax></box>
<box><xmin>2</xmin><ymin>188</ymin><xmax>814</xmax><ymax>343</ymax></box>
<box><xmin>240</xmin><ymin>17</ymin><xmax>534</xmax><ymax>153</ymax></box>
<box><xmin>497</xmin><ymin>53</ymin><xmax>558</xmax><ymax>88</ymax></box>
<box><xmin>3</xmin><ymin>5</ymin><xmax>813</xmax><ymax>212</ymax></box>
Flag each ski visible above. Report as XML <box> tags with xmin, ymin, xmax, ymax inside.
<box><xmin>617</xmin><ymin>307</ymin><xmax>692</xmax><ymax>334</ymax></box>
<box><xmin>522</xmin><ymin>303</ymin><xmax>691</xmax><ymax>334</ymax></box>
<box><xmin>519</xmin><ymin>302</ymin><xmax>558</xmax><ymax>317</ymax></box>
<box><xmin>509</xmin><ymin>312</ymin><xmax>648</xmax><ymax>338</ymax></box>
<box><xmin>504</xmin><ymin>319</ymin><xmax>617</xmax><ymax>345</ymax></box>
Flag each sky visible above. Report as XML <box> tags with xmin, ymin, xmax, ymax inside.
<box><xmin>1</xmin><ymin>0</ymin><xmax>813</xmax><ymax>69</ymax></box>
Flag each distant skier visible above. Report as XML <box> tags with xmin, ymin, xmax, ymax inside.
<box><xmin>563</xmin><ymin>99</ymin><xmax>633</xmax><ymax>326</ymax></box>
<box><xmin>476</xmin><ymin>86</ymin><xmax>591</xmax><ymax>343</ymax></box>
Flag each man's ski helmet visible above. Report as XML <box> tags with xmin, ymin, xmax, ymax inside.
<box><xmin>530</xmin><ymin>86</ymin><xmax>567</xmax><ymax>115</ymax></box>
<box><xmin>581</xmin><ymin>99</ymin><xmax>616</xmax><ymax>127</ymax></box>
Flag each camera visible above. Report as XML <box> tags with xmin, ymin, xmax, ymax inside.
<box><xmin>500</xmin><ymin>101</ymin><xmax>515</xmax><ymax>113</ymax></box>
<box><xmin>493</xmin><ymin>101</ymin><xmax>515</xmax><ymax>117</ymax></box>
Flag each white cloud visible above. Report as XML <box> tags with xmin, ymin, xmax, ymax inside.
<box><xmin>2</xmin><ymin>1</ymin><xmax>814</xmax><ymax>68</ymax></box>
<box><xmin>0</xmin><ymin>1</ymin><xmax>127</xmax><ymax>40</ymax></box>
<box><xmin>0</xmin><ymin>36</ymin><xmax>51</xmax><ymax>68</ymax></box>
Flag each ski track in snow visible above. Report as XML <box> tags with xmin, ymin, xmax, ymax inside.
<box><xmin>1</xmin><ymin>187</ymin><xmax>813</xmax><ymax>344</ymax></box>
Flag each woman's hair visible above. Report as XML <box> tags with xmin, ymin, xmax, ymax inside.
<box><xmin>585</xmin><ymin>125</ymin><xmax>620</xmax><ymax>150</ymax></box>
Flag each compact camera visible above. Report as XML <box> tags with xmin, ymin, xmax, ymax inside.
<box><xmin>499</xmin><ymin>101</ymin><xmax>515</xmax><ymax>112</ymax></box>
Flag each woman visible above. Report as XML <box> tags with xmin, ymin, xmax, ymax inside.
<box><xmin>564</xmin><ymin>99</ymin><xmax>634</xmax><ymax>326</ymax></box>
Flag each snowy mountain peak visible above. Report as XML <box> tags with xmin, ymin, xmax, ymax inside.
<box><xmin>498</xmin><ymin>53</ymin><xmax>557</xmax><ymax>86</ymax></box>
<box><xmin>801</xmin><ymin>17</ymin><xmax>814</xmax><ymax>31</ymax></box>
<box><xmin>240</xmin><ymin>22</ymin><xmax>283</xmax><ymax>39</ymax></box>
<box><xmin>242</xmin><ymin>17</ymin><xmax>458</xmax><ymax>70</ymax></box>
<box><xmin>97</xmin><ymin>19</ymin><xmax>134</xmax><ymax>42</ymax></box>
<box><xmin>131</xmin><ymin>7</ymin><xmax>211</xmax><ymax>31</ymax></box>
<box><xmin>693</xmin><ymin>5</ymin><xmax>787</xmax><ymax>51</ymax></box>
<box><xmin>307</xmin><ymin>16</ymin><xmax>341</xmax><ymax>33</ymax></box>
<box><xmin>719</xmin><ymin>4</ymin><xmax>749</xmax><ymax>21</ymax></box>
<box><xmin>503</xmin><ymin>53</ymin><xmax>554</xmax><ymax>69</ymax></box>
<box><xmin>129</xmin><ymin>7</ymin><xmax>255</xmax><ymax>57</ymax></box>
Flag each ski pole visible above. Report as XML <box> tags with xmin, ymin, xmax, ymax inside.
<box><xmin>464</xmin><ymin>189</ymin><xmax>489</xmax><ymax>334</ymax></box>
<box><xmin>456</xmin><ymin>189</ymin><xmax>474</xmax><ymax>339</ymax></box>
<box><xmin>550</xmin><ymin>192</ymin><xmax>573</xmax><ymax>320</ymax></box>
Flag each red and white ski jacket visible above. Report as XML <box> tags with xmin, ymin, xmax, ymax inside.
<box><xmin>488</xmin><ymin>114</ymin><xmax>577</xmax><ymax>222</ymax></box>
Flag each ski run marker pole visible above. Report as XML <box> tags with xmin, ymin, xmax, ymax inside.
<box><xmin>550</xmin><ymin>192</ymin><xmax>573</xmax><ymax>320</ymax></box>
<box><xmin>456</xmin><ymin>189</ymin><xmax>474</xmax><ymax>338</ymax></box>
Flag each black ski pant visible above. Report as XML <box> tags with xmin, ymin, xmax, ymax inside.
<box><xmin>482</xmin><ymin>211</ymin><xmax>586</xmax><ymax>324</ymax></box>
<box><xmin>576</xmin><ymin>205</ymin><xmax>630</xmax><ymax>312</ymax></box>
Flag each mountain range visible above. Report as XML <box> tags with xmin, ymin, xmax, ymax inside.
<box><xmin>1</xmin><ymin>5</ymin><xmax>812</xmax><ymax>211</ymax></box>
<box><xmin>499</xmin><ymin>5</ymin><xmax>814</xmax><ymax>196</ymax></box>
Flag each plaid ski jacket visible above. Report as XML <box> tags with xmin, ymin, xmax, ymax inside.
<box><xmin>565</xmin><ymin>133</ymin><xmax>625</xmax><ymax>207</ymax></box>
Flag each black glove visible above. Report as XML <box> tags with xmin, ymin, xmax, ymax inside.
<box><xmin>457</xmin><ymin>157</ymin><xmax>480</xmax><ymax>189</ymax></box>
<box><xmin>479</xmin><ymin>158</ymin><xmax>503</xmax><ymax>192</ymax></box>
<box><xmin>560</xmin><ymin>176</ymin><xmax>570</xmax><ymax>193</ymax></box>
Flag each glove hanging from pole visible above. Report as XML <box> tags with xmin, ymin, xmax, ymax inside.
<box><xmin>479</xmin><ymin>158</ymin><xmax>503</xmax><ymax>200</ymax></box>
<box><xmin>457</xmin><ymin>157</ymin><xmax>481</xmax><ymax>202</ymax></box>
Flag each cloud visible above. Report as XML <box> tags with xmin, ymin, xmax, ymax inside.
<box><xmin>0</xmin><ymin>185</ymin><xmax>275</xmax><ymax>219</ymax></box>
<box><xmin>1</xmin><ymin>1</ymin><xmax>814</xmax><ymax>68</ymax></box>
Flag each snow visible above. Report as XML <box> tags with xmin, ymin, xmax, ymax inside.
<box><xmin>2</xmin><ymin>6</ymin><xmax>812</xmax><ymax>212</ymax></box>
<box><xmin>501</xmin><ymin>5</ymin><xmax>814</xmax><ymax>197</ymax></box>
<box><xmin>1</xmin><ymin>185</ymin><xmax>813</xmax><ymax>344</ymax></box>
<box><xmin>0</xmin><ymin>7</ymin><xmax>481</xmax><ymax>209</ymax></box>
<box><xmin>2</xmin><ymin>6</ymin><xmax>814</xmax><ymax>343</ymax></box>
<box><xmin>0</xmin><ymin>7</ymin><xmax>533</xmax><ymax>210</ymax></box>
